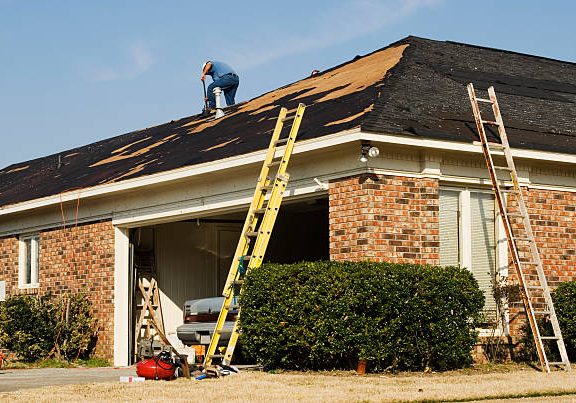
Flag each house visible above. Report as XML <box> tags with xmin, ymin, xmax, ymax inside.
<box><xmin>1</xmin><ymin>36</ymin><xmax>575</xmax><ymax>366</ymax></box>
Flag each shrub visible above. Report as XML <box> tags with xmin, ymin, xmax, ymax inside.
<box><xmin>0</xmin><ymin>292</ymin><xmax>97</xmax><ymax>362</ymax></box>
<box><xmin>516</xmin><ymin>281</ymin><xmax>576</xmax><ymax>363</ymax></box>
<box><xmin>240</xmin><ymin>261</ymin><xmax>484</xmax><ymax>372</ymax></box>
<box><xmin>0</xmin><ymin>295</ymin><xmax>57</xmax><ymax>361</ymax></box>
<box><xmin>553</xmin><ymin>281</ymin><xmax>576</xmax><ymax>360</ymax></box>
<box><xmin>52</xmin><ymin>292</ymin><xmax>98</xmax><ymax>360</ymax></box>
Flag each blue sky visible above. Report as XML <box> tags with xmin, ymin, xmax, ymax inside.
<box><xmin>1</xmin><ymin>0</ymin><xmax>575</xmax><ymax>169</ymax></box>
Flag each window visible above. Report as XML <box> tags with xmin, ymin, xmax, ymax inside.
<box><xmin>19</xmin><ymin>235</ymin><xmax>39</xmax><ymax>288</ymax></box>
<box><xmin>439</xmin><ymin>188</ymin><xmax>506</xmax><ymax>322</ymax></box>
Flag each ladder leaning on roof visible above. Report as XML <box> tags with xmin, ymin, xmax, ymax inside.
<box><xmin>467</xmin><ymin>83</ymin><xmax>570</xmax><ymax>373</ymax></box>
<box><xmin>203</xmin><ymin>103</ymin><xmax>307</xmax><ymax>367</ymax></box>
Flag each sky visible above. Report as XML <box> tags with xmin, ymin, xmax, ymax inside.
<box><xmin>1</xmin><ymin>0</ymin><xmax>575</xmax><ymax>170</ymax></box>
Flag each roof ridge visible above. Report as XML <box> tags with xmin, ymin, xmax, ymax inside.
<box><xmin>400</xmin><ymin>35</ymin><xmax>576</xmax><ymax>66</ymax></box>
<box><xmin>445</xmin><ymin>39</ymin><xmax>576</xmax><ymax>66</ymax></box>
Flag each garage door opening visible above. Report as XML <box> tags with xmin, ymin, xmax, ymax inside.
<box><xmin>129</xmin><ymin>196</ymin><xmax>328</xmax><ymax>362</ymax></box>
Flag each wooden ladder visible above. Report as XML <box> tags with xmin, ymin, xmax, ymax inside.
<box><xmin>467</xmin><ymin>83</ymin><xmax>570</xmax><ymax>372</ymax></box>
<box><xmin>203</xmin><ymin>103</ymin><xmax>306</xmax><ymax>367</ymax></box>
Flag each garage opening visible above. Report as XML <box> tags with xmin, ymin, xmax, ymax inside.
<box><xmin>129</xmin><ymin>196</ymin><xmax>328</xmax><ymax>362</ymax></box>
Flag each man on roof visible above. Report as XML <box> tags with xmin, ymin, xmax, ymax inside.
<box><xmin>201</xmin><ymin>60</ymin><xmax>240</xmax><ymax>109</ymax></box>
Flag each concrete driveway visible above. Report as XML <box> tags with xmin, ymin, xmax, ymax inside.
<box><xmin>0</xmin><ymin>367</ymin><xmax>136</xmax><ymax>392</ymax></box>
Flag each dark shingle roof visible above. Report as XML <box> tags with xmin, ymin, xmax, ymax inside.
<box><xmin>364</xmin><ymin>37</ymin><xmax>576</xmax><ymax>151</ymax></box>
<box><xmin>1</xmin><ymin>36</ymin><xmax>575</xmax><ymax>208</ymax></box>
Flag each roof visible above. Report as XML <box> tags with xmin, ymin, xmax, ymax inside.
<box><xmin>2</xmin><ymin>36</ymin><xmax>576</xmax><ymax>209</ymax></box>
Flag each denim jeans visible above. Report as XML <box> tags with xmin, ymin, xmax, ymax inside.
<box><xmin>207</xmin><ymin>73</ymin><xmax>239</xmax><ymax>108</ymax></box>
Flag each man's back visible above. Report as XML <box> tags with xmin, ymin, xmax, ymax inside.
<box><xmin>208</xmin><ymin>61</ymin><xmax>236</xmax><ymax>80</ymax></box>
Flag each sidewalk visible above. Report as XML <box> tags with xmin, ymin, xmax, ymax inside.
<box><xmin>0</xmin><ymin>367</ymin><xmax>135</xmax><ymax>392</ymax></box>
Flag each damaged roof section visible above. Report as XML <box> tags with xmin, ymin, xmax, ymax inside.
<box><xmin>2</xmin><ymin>36</ymin><xmax>576</xmax><ymax>208</ymax></box>
<box><xmin>0</xmin><ymin>43</ymin><xmax>407</xmax><ymax>208</ymax></box>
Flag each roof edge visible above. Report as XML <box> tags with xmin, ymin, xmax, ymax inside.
<box><xmin>4</xmin><ymin>126</ymin><xmax>576</xmax><ymax>216</ymax></box>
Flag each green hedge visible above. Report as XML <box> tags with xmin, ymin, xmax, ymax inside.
<box><xmin>0</xmin><ymin>295</ymin><xmax>57</xmax><ymax>361</ymax></box>
<box><xmin>239</xmin><ymin>261</ymin><xmax>484</xmax><ymax>371</ymax></box>
<box><xmin>519</xmin><ymin>281</ymin><xmax>576</xmax><ymax>363</ymax></box>
<box><xmin>553</xmin><ymin>281</ymin><xmax>576</xmax><ymax>360</ymax></box>
<box><xmin>0</xmin><ymin>293</ymin><xmax>97</xmax><ymax>362</ymax></box>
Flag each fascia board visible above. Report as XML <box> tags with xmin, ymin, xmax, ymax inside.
<box><xmin>360</xmin><ymin>131</ymin><xmax>576</xmax><ymax>164</ymax></box>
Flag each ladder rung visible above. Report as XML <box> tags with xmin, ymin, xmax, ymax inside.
<box><xmin>499</xmin><ymin>189</ymin><xmax>518</xmax><ymax>193</ymax></box>
<box><xmin>267</xmin><ymin>160</ymin><xmax>283</xmax><ymax>167</ymax></box>
<box><xmin>254</xmin><ymin>207</ymin><xmax>267</xmax><ymax>214</ymax></box>
<box><xmin>476</xmin><ymin>97</ymin><xmax>493</xmax><ymax>103</ymax></box>
<box><xmin>548</xmin><ymin>362</ymin><xmax>568</xmax><ymax>366</ymax></box>
<box><xmin>274</xmin><ymin>138</ymin><xmax>289</xmax><ymax>145</ymax></box>
<box><xmin>239</xmin><ymin>255</ymin><xmax>251</xmax><ymax>261</ymax></box>
<box><xmin>282</xmin><ymin>115</ymin><xmax>295</xmax><ymax>122</ymax></box>
<box><xmin>526</xmin><ymin>285</ymin><xmax>544</xmax><ymax>290</ymax></box>
<box><xmin>208</xmin><ymin>354</ymin><xmax>225</xmax><ymax>359</ymax></box>
<box><xmin>260</xmin><ymin>185</ymin><xmax>273</xmax><ymax>191</ymax></box>
<box><xmin>232</xmin><ymin>280</ymin><xmax>244</xmax><ymax>285</ymax></box>
<box><xmin>513</xmin><ymin>237</ymin><xmax>534</xmax><ymax>242</ymax></box>
<box><xmin>533</xmin><ymin>310</ymin><xmax>551</xmax><ymax>315</ymax></box>
<box><xmin>245</xmin><ymin>231</ymin><xmax>259</xmax><ymax>237</ymax></box>
<box><xmin>493</xmin><ymin>166</ymin><xmax>512</xmax><ymax>171</ymax></box>
<box><xmin>474</xmin><ymin>140</ymin><xmax>504</xmax><ymax>149</ymax></box>
<box><xmin>541</xmin><ymin>336</ymin><xmax>559</xmax><ymax>340</ymax></box>
<box><xmin>215</xmin><ymin>329</ymin><xmax>232</xmax><ymax>335</ymax></box>
<box><xmin>482</xmin><ymin>120</ymin><xmax>499</xmax><ymax>126</ymax></box>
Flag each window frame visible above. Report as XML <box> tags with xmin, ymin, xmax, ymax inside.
<box><xmin>18</xmin><ymin>234</ymin><xmax>40</xmax><ymax>289</ymax></box>
<box><xmin>439</xmin><ymin>186</ymin><xmax>509</xmax><ymax>334</ymax></box>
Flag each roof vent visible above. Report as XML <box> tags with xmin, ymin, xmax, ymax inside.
<box><xmin>213</xmin><ymin>87</ymin><xmax>225</xmax><ymax>119</ymax></box>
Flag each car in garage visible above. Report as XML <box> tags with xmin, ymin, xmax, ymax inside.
<box><xmin>176</xmin><ymin>297</ymin><xmax>238</xmax><ymax>347</ymax></box>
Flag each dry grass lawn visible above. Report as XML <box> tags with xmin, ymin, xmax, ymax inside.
<box><xmin>2</xmin><ymin>364</ymin><xmax>576</xmax><ymax>402</ymax></box>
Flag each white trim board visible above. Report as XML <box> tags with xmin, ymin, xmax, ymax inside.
<box><xmin>113</xmin><ymin>226</ymin><xmax>130</xmax><ymax>367</ymax></box>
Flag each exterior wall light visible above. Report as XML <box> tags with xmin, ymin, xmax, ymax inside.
<box><xmin>359</xmin><ymin>142</ymin><xmax>380</xmax><ymax>163</ymax></box>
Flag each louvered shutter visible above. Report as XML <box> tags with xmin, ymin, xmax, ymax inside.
<box><xmin>470</xmin><ymin>192</ymin><xmax>498</xmax><ymax>319</ymax></box>
<box><xmin>439</xmin><ymin>190</ymin><xmax>460</xmax><ymax>267</ymax></box>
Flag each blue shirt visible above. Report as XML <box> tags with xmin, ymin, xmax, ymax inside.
<box><xmin>207</xmin><ymin>61</ymin><xmax>236</xmax><ymax>80</ymax></box>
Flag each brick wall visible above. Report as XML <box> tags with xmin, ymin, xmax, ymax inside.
<box><xmin>0</xmin><ymin>236</ymin><xmax>19</xmax><ymax>294</ymax></box>
<box><xmin>329</xmin><ymin>173</ymin><xmax>440</xmax><ymax>264</ymax></box>
<box><xmin>526</xmin><ymin>189</ymin><xmax>576</xmax><ymax>284</ymax></box>
<box><xmin>0</xmin><ymin>220</ymin><xmax>115</xmax><ymax>361</ymax></box>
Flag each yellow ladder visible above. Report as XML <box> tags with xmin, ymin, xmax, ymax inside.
<box><xmin>467</xmin><ymin>83</ymin><xmax>570</xmax><ymax>373</ymax></box>
<box><xmin>204</xmin><ymin>103</ymin><xmax>306</xmax><ymax>367</ymax></box>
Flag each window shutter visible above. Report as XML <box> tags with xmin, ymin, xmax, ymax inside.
<box><xmin>439</xmin><ymin>190</ymin><xmax>460</xmax><ymax>267</ymax></box>
<box><xmin>470</xmin><ymin>192</ymin><xmax>498</xmax><ymax>319</ymax></box>
<box><xmin>31</xmin><ymin>235</ymin><xmax>39</xmax><ymax>285</ymax></box>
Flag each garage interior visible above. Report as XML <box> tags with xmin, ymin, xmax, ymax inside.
<box><xmin>129</xmin><ymin>196</ymin><xmax>328</xmax><ymax>361</ymax></box>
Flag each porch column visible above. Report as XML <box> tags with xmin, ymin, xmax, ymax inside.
<box><xmin>114</xmin><ymin>226</ymin><xmax>130</xmax><ymax>367</ymax></box>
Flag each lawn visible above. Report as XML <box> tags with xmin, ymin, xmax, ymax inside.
<box><xmin>2</xmin><ymin>364</ymin><xmax>576</xmax><ymax>402</ymax></box>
